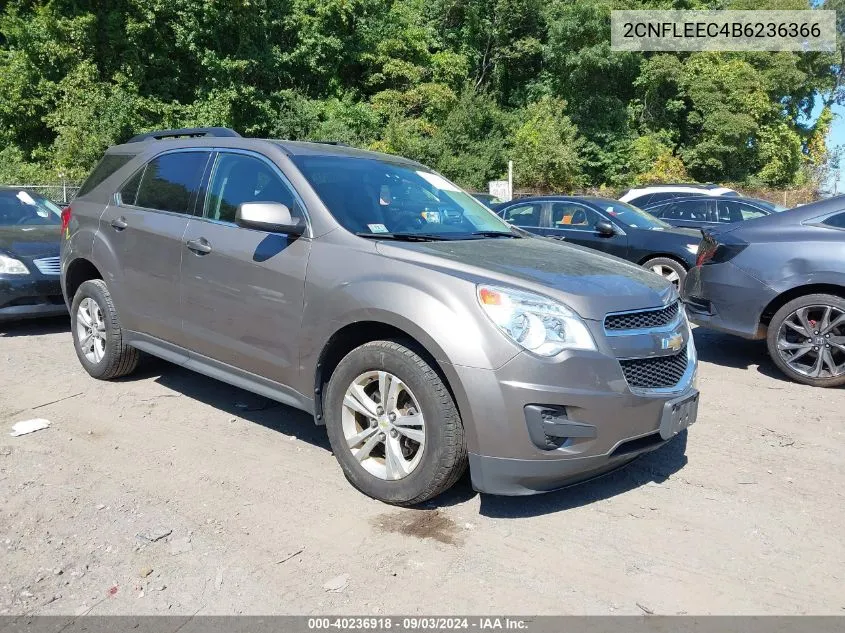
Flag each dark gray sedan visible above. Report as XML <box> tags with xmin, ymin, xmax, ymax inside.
<box><xmin>683</xmin><ymin>198</ymin><xmax>845</xmax><ymax>387</ymax></box>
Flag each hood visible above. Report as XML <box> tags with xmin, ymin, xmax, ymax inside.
<box><xmin>375</xmin><ymin>236</ymin><xmax>675</xmax><ymax>320</ymax></box>
<box><xmin>0</xmin><ymin>225</ymin><xmax>61</xmax><ymax>259</ymax></box>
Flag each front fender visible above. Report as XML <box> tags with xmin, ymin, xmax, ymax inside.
<box><xmin>300</xmin><ymin>275</ymin><xmax>520</xmax><ymax>378</ymax></box>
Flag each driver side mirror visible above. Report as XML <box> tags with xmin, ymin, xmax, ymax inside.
<box><xmin>595</xmin><ymin>220</ymin><xmax>617</xmax><ymax>237</ymax></box>
<box><xmin>236</xmin><ymin>202</ymin><xmax>305</xmax><ymax>235</ymax></box>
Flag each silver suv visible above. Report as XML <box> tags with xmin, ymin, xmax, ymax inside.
<box><xmin>61</xmin><ymin>128</ymin><xmax>699</xmax><ymax>504</ymax></box>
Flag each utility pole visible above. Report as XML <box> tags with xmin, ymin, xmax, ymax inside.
<box><xmin>507</xmin><ymin>160</ymin><xmax>513</xmax><ymax>202</ymax></box>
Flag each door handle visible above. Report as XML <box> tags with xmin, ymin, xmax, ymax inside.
<box><xmin>186</xmin><ymin>237</ymin><xmax>212</xmax><ymax>255</ymax></box>
<box><xmin>550</xmin><ymin>235</ymin><xmax>566</xmax><ymax>240</ymax></box>
<box><xmin>110</xmin><ymin>217</ymin><xmax>128</xmax><ymax>231</ymax></box>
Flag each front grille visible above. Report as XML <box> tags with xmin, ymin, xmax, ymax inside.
<box><xmin>620</xmin><ymin>348</ymin><xmax>688</xmax><ymax>389</ymax></box>
<box><xmin>605</xmin><ymin>301</ymin><xmax>679</xmax><ymax>331</ymax></box>
<box><xmin>33</xmin><ymin>256</ymin><xmax>60</xmax><ymax>275</ymax></box>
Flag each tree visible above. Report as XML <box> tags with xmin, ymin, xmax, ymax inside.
<box><xmin>511</xmin><ymin>97</ymin><xmax>582</xmax><ymax>191</ymax></box>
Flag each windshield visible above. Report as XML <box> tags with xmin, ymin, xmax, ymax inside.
<box><xmin>597</xmin><ymin>199</ymin><xmax>672</xmax><ymax>230</ymax></box>
<box><xmin>0</xmin><ymin>189</ymin><xmax>62</xmax><ymax>226</ymax></box>
<box><xmin>290</xmin><ymin>155</ymin><xmax>515</xmax><ymax>238</ymax></box>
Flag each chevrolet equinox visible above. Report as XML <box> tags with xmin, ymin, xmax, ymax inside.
<box><xmin>61</xmin><ymin>128</ymin><xmax>699</xmax><ymax>504</ymax></box>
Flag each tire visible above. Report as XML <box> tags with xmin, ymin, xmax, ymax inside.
<box><xmin>324</xmin><ymin>340</ymin><xmax>467</xmax><ymax>505</ymax></box>
<box><xmin>642</xmin><ymin>257</ymin><xmax>687</xmax><ymax>289</ymax></box>
<box><xmin>70</xmin><ymin>279</ymin><xmax>140</xmax><ymax>380</ymax></box>
<box><xmin>766</xmin><ymin>293</ymin><xmax>845</xmax><ymax>388</ymax></box>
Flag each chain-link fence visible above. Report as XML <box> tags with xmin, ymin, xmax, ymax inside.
<box><xmin>4</xmin><ymin>184</ymin><xmax>82</xmax><ymax>205</ymax></box>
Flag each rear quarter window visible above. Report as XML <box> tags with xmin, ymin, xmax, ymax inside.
<box><xmin>823</xmin><ymin>212</ymin><xmax>845</xmax><ymax>229</ymax></box>
<box><xmin>77</xmin><ymin>154</ymin><xmax>135</xmax><ymax>197</ymax></box>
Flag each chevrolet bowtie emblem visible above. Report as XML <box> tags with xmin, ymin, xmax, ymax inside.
<box><xmin>662</xmin><ymin>332</ymin><xmax>684</xmax><ymax>352</ymax></box>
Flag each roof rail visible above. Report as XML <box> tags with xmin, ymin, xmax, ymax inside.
<box><xmin>127</xmin><ymin>127</ymin><xmax>241</xmax><ymax>143</ymax></box>
<box><xmin>311</xmin><ymin>140</ymin><xmax>350</xmax><ymax>147</ymax></box>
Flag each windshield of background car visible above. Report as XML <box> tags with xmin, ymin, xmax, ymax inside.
<box><xmin>290</xmin><ymin>155</ymin><xmax>514</xmax><ymax>237</ymax></box>
<box><xmin>596</xmin><ymin>199</ymin><xmax>671</xmax><ymax>230</ymax></box>
<box><xmin>0</xmin><ymin>190</ymin><xmax>62</xmax><ymax>226</ymax></box>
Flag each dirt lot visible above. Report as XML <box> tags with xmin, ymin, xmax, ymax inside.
<box><xmin>1</xmin><ymin>318</ymin><xmax>843</xmax><ymax>616</ymax></box>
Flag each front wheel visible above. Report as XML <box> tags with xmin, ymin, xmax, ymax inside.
<box><xmin>324</xmin><ymin>340</ymin><xmax>467</xmax><ymax>505</ymax></box>
<box><xmin>642</xmin><ymin>257</ymin><xmax>687</xmax><ymax>289</ymax></box>
<box><xmin>766</xmin><ymin>294</ymin><xmax>845</xmax><ymax>387</ymax></box>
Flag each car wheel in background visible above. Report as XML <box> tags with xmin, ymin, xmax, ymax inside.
<box><xmin>642</xmin><ymin>257</ymin><xmax>687</xmax><ymax>288</ymax></box>
<box><xmin>70</xmin><ymin>279</ymin><xmax>140</xmax><ymax>380</ymax></box>
<box><xmin>324</xmin><ymin>339</ymin><xmax>467</xmax><ymax>505</ymax></box>
<box><xmin>767</xmin><ymin>294</ymin><xmax>845</xmax><ymax>388</ymax></box>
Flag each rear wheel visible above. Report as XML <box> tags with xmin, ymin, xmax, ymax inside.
<box><xmin>767</xmin><ymin>294</ymin><xmax>845</xmax><ymax>387</ymax></box>
<box><xmin>642</xmin><ymin>257</ymin><xmax>687</xmax><ymax>289</ymax></box>
<box><xmin>71</xmin><ymin>279</ymin><xmax>140</xmax><ymax>380</ymax></box>
<box><xmin>324</xmin><ymin>340</ymin><xmax>467</xmax><ymax>505</ymax></box>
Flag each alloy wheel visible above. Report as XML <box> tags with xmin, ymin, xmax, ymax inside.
<box><xmin>776</xmin><ymin>305</ymin><xmax>845</xmax><ymax>379</ymax></box>
<box><xmin>76</xmin><ymin>297</ymin><xmax>107</xmax><ymax>364</ymax></box>
<box><xmin>341</xmin><ymin>370</ymin><xmax>426</xmax><ymax>481</ymax></box>
<box><xmin>651</xmin><ymin>264</ymin><xmax>680</xmax><ymax>285</ymax></box>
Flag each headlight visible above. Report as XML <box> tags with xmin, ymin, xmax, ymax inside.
<box><xmin>685</xmin><ymin>244</ymin><xmax>699</xmax><ymax>254</ymax></box>
<box><xmin>0</xmin><ymin>254</ymin><xmax>29</xmax><ymax>274</ymax></box>
<box><xmin>477</xmin><ymin>285</ymin><xmax>596</xmax><ymax>356</ymax></box>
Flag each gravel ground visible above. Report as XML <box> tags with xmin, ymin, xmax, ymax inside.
<box><xmin>1</xmin><ymin>318</ymin><xmax>843</xmax><ymax>615</ymax></box>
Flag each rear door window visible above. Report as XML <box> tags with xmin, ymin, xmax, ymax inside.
<box><xmin>665</xmin><ymin>199</ymin><xmax>710</xmax><ymax>222</ymax></box>
<box><xmin>134</xmin><ymin>152</ymin><xmax>210</xmax><ymax>214</ymax></box>
<box><xmin>78</xmin><ymin>154</ymin><xmax>136</xmax><ymax>197</ymax></box>
<box><xmin>118</xmin><ymin>170</ymin><xmax>144</xmax><ymax>206</ymax></box>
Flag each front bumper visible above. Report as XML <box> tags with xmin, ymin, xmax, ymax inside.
<box><xmin>450</xmin><ymin>336</ymin><xmax>698</xmax><ymax>496</ymax></box>
<box><xmin>0</xmin><ymin>277</ymin><xmax>67</xmax><ymax>322</ymax></box>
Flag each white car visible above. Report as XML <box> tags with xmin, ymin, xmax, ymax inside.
<box><xmin>620</xmin><ymin>184</ymin><xmax>739</xmax><ymax>209</ymax></box>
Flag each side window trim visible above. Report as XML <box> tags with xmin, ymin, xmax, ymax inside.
<box><xmin>115</xmin><ymin>148</ymin><xmax>212</xmax><ymax>217</ymax></box>
<box><xmin>197</xmin><ymin>148</ymin><xmax>311</xmax><ymax>232</ymax></box>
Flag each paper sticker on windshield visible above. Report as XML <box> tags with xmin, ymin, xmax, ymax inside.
<box><xmin>16</xmin><ymin>191</ymin><xmax>36</xmax><ymax>206</ymax></box>
<box><xmin>416</xmin><ymin>171</ymin><xmax>461</xmax><ymax>192</ymax></box>
<box><xmin>367</xmin><ymin>223</ymin><xmax>389</xmax><ymax>234</ymax></box>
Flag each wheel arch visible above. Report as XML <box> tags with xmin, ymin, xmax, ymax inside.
<box><xmin>760</xmin><ymin>283</ymin><xmax>845</xmax><ymax>326</ymax></box>
<box><xmin>313</xmin><ymin>321</ymin><xmax>464</xmax><ymax>428</ymax></box>
<box><xmin>64</xmin><ymin>258</ymin><xmax>103</xmax><ymax>307</ymax></box>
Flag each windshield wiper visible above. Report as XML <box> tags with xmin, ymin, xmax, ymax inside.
<box><xmin>355</xmin><ymin>232</ymin><xmax>449</xmax><ymax>242</ymax></box>
<box><xmin>468</xmin><ymin>230</ymin><xmax>521</xmax><ymax>239</ymax></box>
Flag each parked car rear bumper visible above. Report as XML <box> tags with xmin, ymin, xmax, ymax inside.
<box><xmin>682</xmin><ymin>262</ymin><xmax>775</xmax><ymax>339</ymax></box>
<box><xmin>0</xmin><ymin>277</ymin><xmax>67</xmax><ymax>322</ymax></box>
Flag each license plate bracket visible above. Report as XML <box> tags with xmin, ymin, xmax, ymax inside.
<box><xmin>659</xmin><ymin>390</ymin><xmax>699</xmax><ymax>440</ymax></box>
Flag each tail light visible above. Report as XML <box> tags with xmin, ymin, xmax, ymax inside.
<box><xmin>61</xmin><ymin>206</ymin><xmax>72</xmax><ymax>232</ymax></box>
<box><xmin>696</xmin><ymin>232</ymin><xmax>718</xmax><ymax>266</ymax></box>
<box><xmin>695</xmin><ymin>230</ymin><xmax>747</xmax><ymax>266</ymax></box>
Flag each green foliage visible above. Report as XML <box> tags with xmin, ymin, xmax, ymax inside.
<box><xmin>512</xmin><ymin>97</ymin><xmax>582</xmax><ymax>190</ymax></box>
<box><xmin>0</xmin><ymin>0</ymin><xmax>839</xmax><ymax>193</ymax></box>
